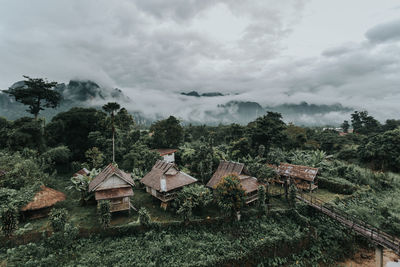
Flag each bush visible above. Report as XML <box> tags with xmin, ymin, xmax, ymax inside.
<box><xmin>0</xmin><ymin>205</ymin><xmax>18</xmax><ymax>237</ymax></box>
<box><xmin>49</xmin><ymin>208</ymin><xmax>68</xmax><ymax>232</ymax></box>
<box><xmin>98</xmin><ymin>200</ymin><xmax>111</xmax><ymax>229</ymax></box>
<box><xmin>138</xmin><ymin>207</ymin><xmax>151</xmax><ymax>227</ymax></box>
<box><xmin>215</xmin><ymin>174</ymin><xmax>246</xmax><ymax>218</ymax></box>
<box><xmin>41</xmin><ymin>145</ymin><xmax>71</xmax><ymax>170</ymax></box>
<box><xmin>318</xmin><ymin>176</ymin><xmax>357</xmax><ymax>194</ymax></box>
<box><xmin>174</xmin><ymin>184</ymin><xmax>213</xmax><ymax>221</ymax></box>
<box><xmin>257</xmin><ymin>185</ymin><xmax>266</xmax><ymax>212</ymax></box>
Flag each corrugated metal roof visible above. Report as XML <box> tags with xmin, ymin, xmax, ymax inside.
<box><xmin>141</xmin><ymin>160</ymin><xmax>197</xmax><ymax>192</ymax></box>
<box><xmin>277</xmin><ymin>163</ymin><xmax>318</xmax><ymax>182</ymax></box>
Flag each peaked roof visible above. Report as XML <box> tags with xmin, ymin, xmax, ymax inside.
<box><xmin>88</xmin><ymin>163</ymin><xmax>134</xmax><ymax>192</ymax></box>
<box><xmin>206</xmin><ymin>160</ymin><xmax>248</xmax><ymax>189</ymax></box>
<box><xmin>140</xmin><ymin>160</ymin><xmax>197</xmax><ymax>192</ymax></box>
<box><xmin>276</xmin><ymin>163</ymin><xmax>318</xmax><ymax>182</ymax></box>
<box><xmin>21</xmin><ymin>186</ymin><xmax>66</xmax><ymax>211</ymax></box>
<box><xmin>154</xmin><ymin>148</ymin><xmax>178</xmax><ymax>156</ymax></box>
<box><xmin>73</xmin><ymin>168</ymin><xmax>90</xmax><ymax>177</ymax></box>
<box><xmin>207</xmin><ymin>161</ymin><xmax>259</xmax><ymax>193</ymax></box>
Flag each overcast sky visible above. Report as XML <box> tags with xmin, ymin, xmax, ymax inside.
<box><xmin>0</xmin><ymin>0</ymin><xmax>399</xmax><ymax>123</ymax></box>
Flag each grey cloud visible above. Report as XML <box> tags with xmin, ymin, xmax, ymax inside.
<box><xmin>365</xmin><ymin>19</ymin><xmax>400</xmax><ymax>43</ymax></box>
<box><xmin>0</xmin><ymin>1</ymin><xmax>399</xmax><ymax>126</ymax></box>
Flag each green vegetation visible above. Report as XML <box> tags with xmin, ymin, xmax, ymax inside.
<box><xmin>215</xmin><ymin>174</ymin><xmax>246</xmax><ymax>219</ymax></box>
<box><xmin>98</xmin><ymin>200</ymin><xmax>111</xmax><ymax>229</ymax></box>
<box><xmin>2</xmin><ymin>76</ymin><xmax>61</xmax><ymax>120</ymax></box>
<box><xmin>0</xmin><ymin>94</ymin><xmax>399</xmax><ymax>266</ymax></box>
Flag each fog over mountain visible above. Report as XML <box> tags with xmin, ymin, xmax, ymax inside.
<box><xmin>0</xmin><ymin>1</ymin><xmax>399</xmax><ymax>125</ymax></box>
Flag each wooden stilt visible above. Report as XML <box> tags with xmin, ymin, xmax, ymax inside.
<box><xmin>375</xmin><ymin>246</ymin><xmax>383</xmax><ymax>267</ymax></box>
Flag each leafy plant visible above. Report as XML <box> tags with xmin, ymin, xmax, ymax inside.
<box><xmin>98</xmin><ymin>200</ymin><xmax>111</xmax><ymax>229</ymax></box>
<box><xmin>0</xmin><ymin>204</ymin><xmax>18</xmax><ymax>237</ymax></box>
<box><xmin>215</xmin><ymin>174</ymin><xmax>246</xmax><ymax>219</ymax></box>
<box><xmin>49</xmin><ymin>208</ymin><xmax>68</xmax><ymax>232</ymax></box>
<box><xmin>67</xmin><ymin>168</ymin><xmax>99</xmax><ymax>204</ymax></box>
<box><xmin>138</xmin><ymin>207</ymin><xmax>151</xmax><ymax>227</ymax></box>
<box><xmin>174</xmin><ymin>184</ymin><xmax>213</xmax><ymax>221</ymax></box>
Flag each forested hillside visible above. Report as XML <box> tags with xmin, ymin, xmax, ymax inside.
<box><xmin>0</xmin><ymin>77</ymin><xmax>400</xmax><ymax>266</ymax></box>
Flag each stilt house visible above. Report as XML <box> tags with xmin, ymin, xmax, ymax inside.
<box><xmin>206</xmin><ymin>160</ymin><xmax>260</xmax><ymax>204</ymax></box>
<box><xmin>276</xmin><ymin>163</ymin><xmax>318</xmax><ymax>191</ymax></box>
<box><xmin>153</xmin><ymin>149</ymin><xmax>177</xmax><ymax>163</ymax></box>
<box><xmin>141</xmin><ymin>160</ymin><xmax>197</xmax><ymax>204</ymax></box>
<box><xmin>88</xmin><ymin>163</ymin><xmax>135</xmax><ymax>212</ymax></box>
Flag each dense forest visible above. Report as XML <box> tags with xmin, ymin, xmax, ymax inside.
<box><xmin>1</xmin><ymin>77</ymin><xmax>400</xmax><ymax>266</ymax></box>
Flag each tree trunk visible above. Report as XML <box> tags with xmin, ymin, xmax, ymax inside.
<box><xmin>112</xmin><ymin>112</ymin><xmax>115</xmax><ymax>163</ymax></box>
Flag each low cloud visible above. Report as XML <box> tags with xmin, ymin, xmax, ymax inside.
<box><xmin>0</xmin><ymin>1</ymin><xmax>399</xmax><ymax>125</ymax></box>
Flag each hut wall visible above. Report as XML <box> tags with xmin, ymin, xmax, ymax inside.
<box><xmin>162</xmin><ymin>153</ymin><xmax>175</xmax><ymax>163</ymax></box>
<box><xmin>97</xmin><ymin>174</ymin><xmax>127</xmax><ymax>190</ymax></box>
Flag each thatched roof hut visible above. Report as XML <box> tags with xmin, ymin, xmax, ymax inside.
<box><xmin>21</xmin><ymin>186</ymin><xmax>66</xmax><ymax>219</ymax></box>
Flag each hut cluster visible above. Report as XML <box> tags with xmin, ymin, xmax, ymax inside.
<box><xmin>20</xmin><ymin>147</ymin><xmax>319</xmax><ymax>219</ymax></box>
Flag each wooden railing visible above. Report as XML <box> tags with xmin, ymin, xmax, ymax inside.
<box><xmin>156</xmin><ymin>192</ymin><xmax>177</xmax><ymax>202</ymax></box>
<box><xmin>297</xmin><ymin>192</ymin><xmax>400</xmax><ymax>255</ymax></box>
<box><xmin>245</xmin><ymin>194</ymin><xmax>259</xmax><ymax>204</ymax></box>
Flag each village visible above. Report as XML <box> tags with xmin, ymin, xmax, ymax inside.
<box><xmin>18</xmin><ymin>146</ymin><xmax>320</xmax><ymax>225</ymax></box>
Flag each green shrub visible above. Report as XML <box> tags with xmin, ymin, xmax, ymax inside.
<box><xmin>98</xmin><ymin>200</ymin><xmax>111</xmax><ymax>229</ymax></box>
<box><xmin>138</xmin><ymin>207</ymin><xmax>151</xmax><ymax>227</ymax></box>
<box><xmin>257</xmin><ymin>185</ymin><xmax>266</xmax><ymax>212</ymax></box>
<box><xmin>49</xmin><ymin>208</ymin><xmax>68</xmax><ymax>232</ymax></box>
<box><xmin>318</xmin><ymin>176</ymin><xmax>357</xmax><ymax>194</ymax></box>
<box><xmin>0</xmin><ymin>205</ymin><xmax>18</xmax><ymax>237</ymax></box>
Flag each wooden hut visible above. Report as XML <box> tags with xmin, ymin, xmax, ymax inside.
<box><xmin>141</xmin><ymin>160</ymin><xmax>197</xmax><ymax>205</ymax></box>
<box><xmin>88</xmin><ymin>163</ymin><xmax>135</xmax><ymax>213</ymax></box>
<box><xmin>206</xmin><ymin>160</ymin><xmax>259</xmax><ymax>204</ymax></box>
<box><xmin>276</xmin><ymin>163</ymin><xmax>318</xmax><ymax>191</ymax></box>
<box><xmin>73</xmin><ymin>168</ymin><xmax>90</xmax><ymax>177</ymax></box>
<box><xmin>153</xmin><ymin>149</ymin><xmax>177</xmax><ymax>163</ymax></box>
<box><xmin>21</xmin><ymin>186</ymin><xmax>66</xmax><ymax>219</ymax></box>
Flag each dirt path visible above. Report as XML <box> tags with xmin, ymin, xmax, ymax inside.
<box><xmin>338</xmin><ymin>248</ymin><xmax>400</xmax><ymax>267</ymax></box>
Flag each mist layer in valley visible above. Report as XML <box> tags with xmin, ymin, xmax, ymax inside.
<box><xmin>0</xmin><ymin>80</ymin><xmax>354</xmax><ymax>126</ymax></box>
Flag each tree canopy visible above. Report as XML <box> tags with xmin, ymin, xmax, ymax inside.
<box><xmin>150</xmin><ymin>116</ymin><xmax>183</xmax><ymax>148</ymax></box>
<box><xmin>2</xmin><ymin>76</ymin><xmax>61</xmax><ymax>119</ymax></box>
<box><xmin>247</xmin><ymin>112</ymin><xmax>287</xmax><ymax>154</ymax></box>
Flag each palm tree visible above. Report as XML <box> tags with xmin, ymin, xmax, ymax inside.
<box><xmin>102</xmin><ymin>102</ymin><xmax>120</xmax><ymax>163</ymax></box>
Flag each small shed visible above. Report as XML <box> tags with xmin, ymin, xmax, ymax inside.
<box><xmin>88</xmin><ymin>163</ymin><xmax>134</xmax><ymax>212</ymax></box>
<box><xmin>21</xmin><ymin>186</ymin><xmax>66</xmax><ymax>219</ymax></box>
<box><xmin>276</xmin><ymin>163</ymin><xmax>318</xmax><ymax>191</ymax></box>
<box><xmin>153</xmin><ymin>149</ymin><xmax>177</xmax><ymax>163</ymax></box>
<box><xmin>73</xmin><ymin>168</ymin><xmax>90</xmax><ymax>177</ymax></box>
<box><xmin>207</xmin><ymin>160</ymin><xmax>259</xmax><ymax>204</ymax></box>
<box><xmin>141</xmin><ymin>160</ymin><xmax>197</xmax><ymax>203</ymax></box>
